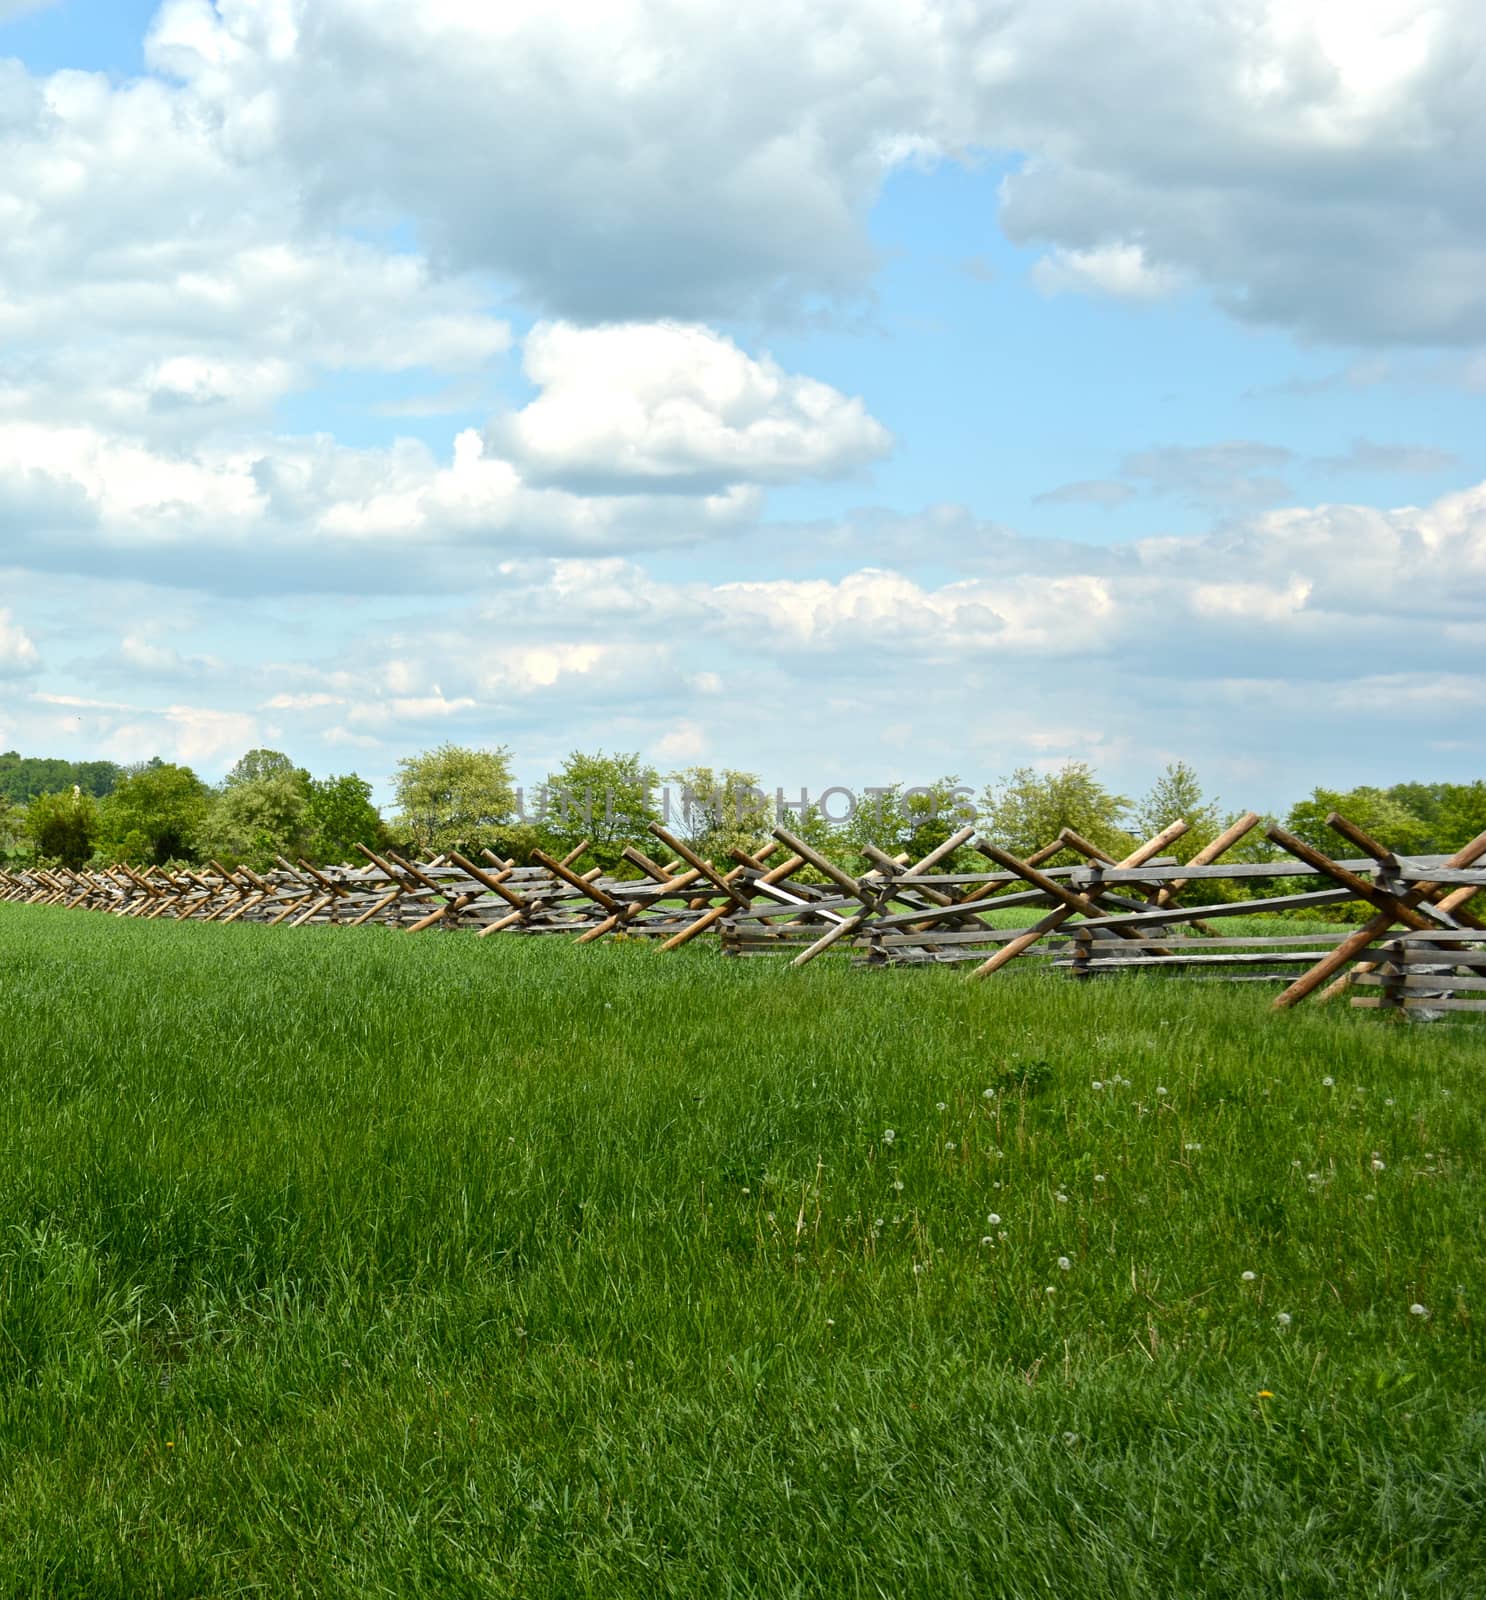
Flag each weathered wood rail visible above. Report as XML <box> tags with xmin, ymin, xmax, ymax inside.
<box><xmin>3</xmin><ymin>810</ymin><xmax>1483</xmax><ymax>1014</ymax></box>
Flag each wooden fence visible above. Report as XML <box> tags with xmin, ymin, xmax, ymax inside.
<box><xmin>3</xmin><ymin>811</ymin><xmax>1484</xmax><ymax>1013</ymax></box>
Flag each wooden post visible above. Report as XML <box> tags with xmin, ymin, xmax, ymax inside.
<box><xmin>967</xmin><ymin>821</ymin><xmax>1189</xmax><ymax>979</ymax></box>
<box><xmin>1272</xmin><ymin>825</ymin><xmax>1486</xmax><ymax>1008</ymax></box>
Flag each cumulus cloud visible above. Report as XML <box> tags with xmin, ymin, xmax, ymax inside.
<box><xmin>0</xmin><ymin>313</ymin><xmax>894</xmax><ymax>592</ymax></box>
<box><xmin>128</xmin><ymin>0</ymin><xmax>1486</xmax><ymax>345</ymax></box>
<box><xmin>0</xmin><ymin>57</ymin><xmax>512</xmax><ymax>442</ymax></box>
<box><xmin>491</xmin><ymin>322</ymin><xmax>891</xmax><ymax>492</ymax></box>
<box><xmin>1031</xmin><ymin>243</ymin><xmax>1184</xmax><ymax>302</ymax></box>
<box><xmin>0</xmin><ymin>608</ymin><xmax>41</xmax><ymax>675</ymax></box>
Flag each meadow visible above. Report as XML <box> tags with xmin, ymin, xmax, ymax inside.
<box><xmin>0</xmin><ymin>901</ymin><xmax>1481</xmax><ymax>1598</ymax></box>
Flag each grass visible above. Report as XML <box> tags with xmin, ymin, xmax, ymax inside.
<box><xmin>0</xmin><ymin>902</ymin><xmax>1481</xmax><ymax>1598</ymax></box>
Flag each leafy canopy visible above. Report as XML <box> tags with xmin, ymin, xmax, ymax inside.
<box><xmin>25</xmin><ymin>788</ymin><xmax>99</xmax><ymax>869</ymax></box>
<box><xmin>977</xmin><ymin>762</ymin><xmax>1133</xmax><ymax>863</ymax></box>
<box><xmin>394</xmin><ymin>744</ymin><xmax>517</xmax><ymax>855</ymax></box>
<box><xmin>97</xmin><ymin>762</ymin><xmax>211</xmax><ymax>866</ymax></box>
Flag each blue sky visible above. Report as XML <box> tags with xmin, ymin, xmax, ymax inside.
<box><xmin>2</xmin><ymin>0</ymin><xmax>1484</xmax><ymax>818</ymax></box>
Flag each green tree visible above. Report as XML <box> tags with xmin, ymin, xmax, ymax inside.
<box><xmin>538</xmin><ymin>750</ymin><xmax>660</xmax><ymax>873</ymax></box>
<box><xmin>666</xmin><ymin>766</ymin><xmax>773</xmax><ymax>864</ymax></box>
<box><xmin>1131</xmin><ymin>762</ymin><xmax>1222</xmax><ymax>862</ymax></box>
<box><xmin>97</xmin><ymin>762</ymin><xmax>211</xmax><ymax>866</ymax></box>
<box><xmin>0</xmin><ymin>751</ymin><xmax>120</xmax><ymax>805</ymax></box>
<box><xmin>977</xmin><ymin>762</ymin><xmax>1133</xmax><ymax>863</ymax></box>
<box><xmin>1385</xmin><ymin>780</ymin><xmax>1486</xmax><ymax>852</ymax></box>
<box><xmin>839</xmin><ymin>777</ymin><xmax>975</xmax><ymax>869</ymax></box>
<box><xmin>1284</xmin><ymin>787</ymin><xmax>1430</xmax><ymax>858</ymax></box>
<box><xmin>305</xmin><ymin>773</ymin><xmax>385</xmax><ymax>864</ymax></box>
<box><xmin>393</xmin><ymin>743</ymin><xmax>517</xmax><ymax>855</ymax></box>
<box><xmin>24</xmin><ymin>788</ymin><xmax>99</xmax><ymax>869</ymax></box>
<box><xmin>225</xmin><ymin>748</ymin><xmax>307</xmax><ymax>789</ymax></box>
<box><xmin>0</xmin><ymin>802</ymin><xmax>27</xmax><ymax>864</ymax></box>
<box><xmin>199</xmin><ymin>771</ymin><xmax>311</xmax><ymax>871</ymax></box>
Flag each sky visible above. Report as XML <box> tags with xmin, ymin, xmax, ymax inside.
<box><xmin>2</xmin><ymin>0</ymin><xmax>1485</xmax><ymax>816</ymax></box>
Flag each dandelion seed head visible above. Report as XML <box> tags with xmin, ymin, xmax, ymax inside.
<box><xmin>1322</xmin><ymin>1076</ymin><xmax>1334</xmax><ymax>1087</ymax></box>
<box><xmin>1156</xmin><ymin>1086</ymin><xmax>1168</xmax><ymax>1097</ymax></box>
<box><xmin>1276</xmin><ymin>1312</ymin><xmax>1292</xmax><ymax>1327</ymax></box>
<box><xmin>987</xmin><ymin>1213</ymin><xmax>1001</xmax><ymax>1226</ymax></box>
<box><xmin>981</xmin><ymin>1235</ymin><xmax>993</xmax><ymax>1246</ymax></box>
<box><xmin>882</xmin><ymin>1129</ymin><xmax>895</xmax><ymax>1144</ymax></box>
<box><xmin>1057</xmin><ymin>1256</ymin><xmax>1071</xmax><ymax>1271</ymax></box>
<box><xmin>1410</xmin><ymin>1303</ymin><xmax>1429</xmax><ymax>1317</ymax></box>
<box><xmin>1241</xmin><ymin>1271</ymin><xmax>1256</xmax><ymax>1282</ymax></box>
<box><xmin>1372</xmin><ymin>1158</ymin><xmax>1386</xmax><ymax>1172</ymax></box>
<box><xmin>936</xmin><ymin>1102</ymin><xmax>947</xmax><ymax>1112</ymax></box>
<box><xmin>983</xmin><ymin>1087</ymin><xmax>996</xmax><ymax>1099</ymax></box>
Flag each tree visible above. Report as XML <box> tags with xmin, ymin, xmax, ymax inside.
<box><xmin>393</xmin><ymin>744</ymin><xmax>517</xmax><ymax>855</ymax></box>
<box><xmin>1131</xmin><ymin>762</ymin><xmax>1222</xmax><ymax>862</ymax></box>
<box><xmin>97</xmin><ymin>763</ymin><xmax>211</xmax><ymax>866</ymax></box>
<box><xmin>0</xmin><ymin>802</ymin><xmax>27</xmax><ymax>864</ymax></box>
<box><xmin>538</xmin><ymin>750</ymin><xmax>660</xmax><ymax>873</ymax></box>
<box><xmin>0</xmin><ymin>751</ymin><xmax>120</xmax><ymax>805</ymax></box>
<box><xmin>977</xmin><ymin>763</ymin><xmax>1133</xmax><ymax>862</ymax></box>
<box><xmin>1284</xmin><ymin>787</ymin><xmax>1430</xmax><ymax>858</ymax></box>
<box><xmin>199</xmin><ymin>771</ymin><xmax>311</xmax><ymax>871</ymax></box>
<box><xmin>25</xmin><ymin>788</ymin><xmax>99</xmax><ymax>869</ymax></box>
<box><xmin>839</xmin><ymin>777</ymin><xmax>975</xmax><ymax>869</ymax></box>
<box><xmin>304</xmin><ymin>773</ymin><xmax>385</xmax><ymax>864</ymax></box>
<box><xmin>1385</xmin><ymin>781</ymin><xmax>1486</xmax><ymax>852</ymax></box>
<box><xmin>225</xmin><ymin>748</ymin><xmax>306</xmax><ymax>789</ymax></box>
<box><xmin>665</xmin><ymin>766</ymin><xmax>773</xmax><ymax>863</ymax></box>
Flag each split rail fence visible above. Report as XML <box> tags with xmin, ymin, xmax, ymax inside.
<box><xmin>4</xmin><ymin>811</ymin><xmax>1484</xmax><ymax>1014</ymax></box>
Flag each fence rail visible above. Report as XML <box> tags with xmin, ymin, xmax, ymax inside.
<box><xmin>4</xmin><ymin>810</ymin><xmax>1484</xmax><ymax>1013</ymax></box>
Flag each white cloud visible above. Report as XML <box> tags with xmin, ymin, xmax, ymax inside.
<box><xmin>1031</xmin><ymin>243</ymin><xmax>1184</xmax><ymax>302</ymax></box>
<box><xmin>0</xmin><ymin>316</ymin><xmax>892</xmax><ymax>589</ymax></box>
<box><xmin>125</xmin><ymin>0</ymin><xmax>1486</xmax><ymax>345</ymax></box>
<box><xmin>0</xmin><ymin>608</ymin><xmax>40</xmax><ymax>675</ymax></box>
<box><xmin>492</xmin><ymin>322</ymin><xmax>891</xmax><ymax>491</ymax></box>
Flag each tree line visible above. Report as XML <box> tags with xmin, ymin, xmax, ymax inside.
<box><xmin>3</xmin><ymin>743</ymin><xmax>1483</xmax><ymax>895</ymax></box>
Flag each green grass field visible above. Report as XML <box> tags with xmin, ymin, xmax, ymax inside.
<box><xmin>0</xmin><ymin>903</ymin><xmax>1481</xmax><ymax>1598</ymax></box>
